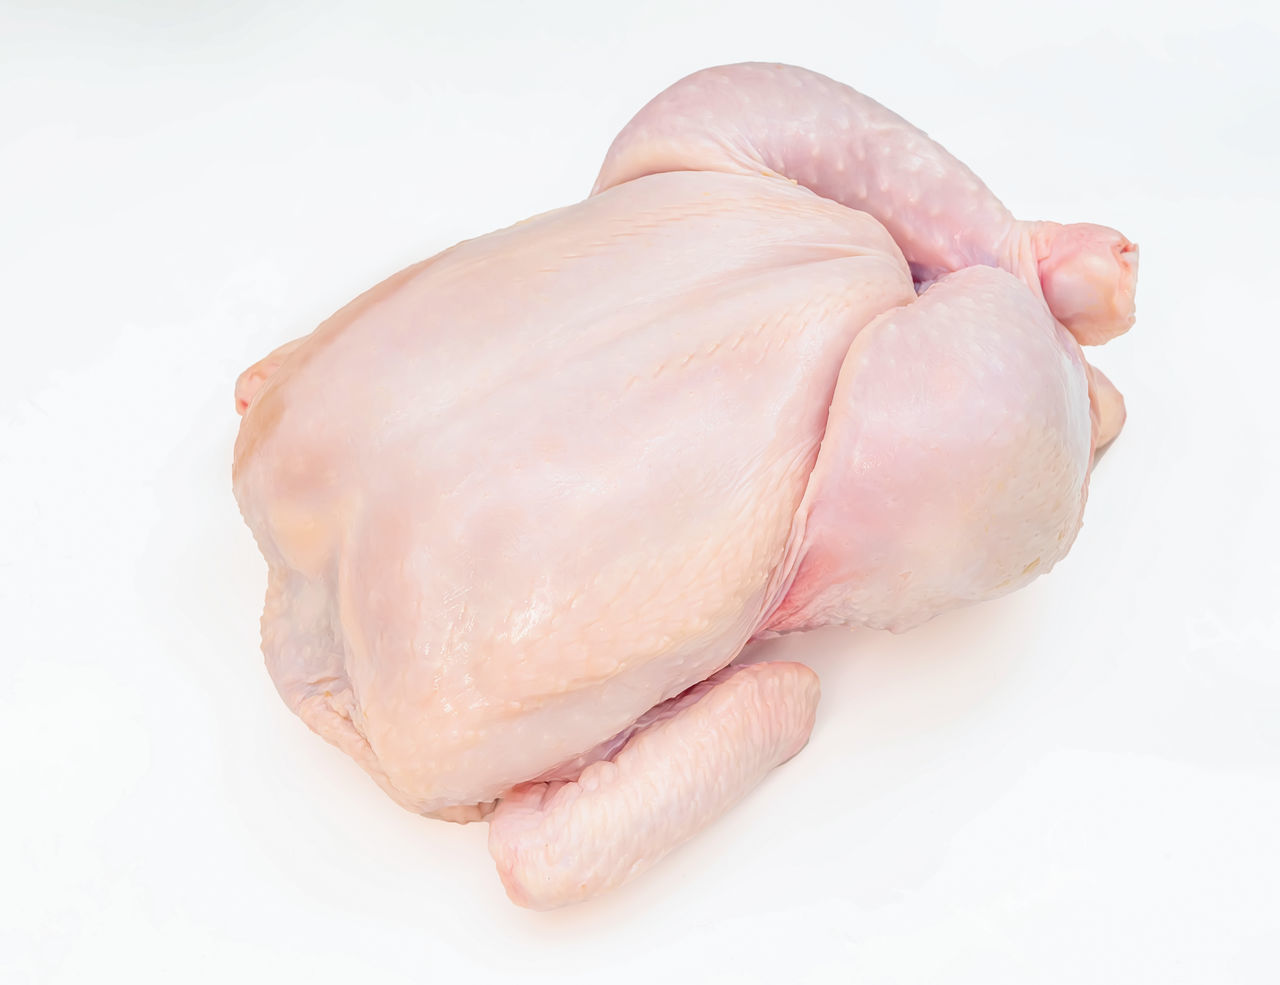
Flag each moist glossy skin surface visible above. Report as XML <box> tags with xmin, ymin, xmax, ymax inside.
<box><xmin>233</xmin><ymin>63</ymin><xmax>1136</xmax><ymax>909</ymax></box>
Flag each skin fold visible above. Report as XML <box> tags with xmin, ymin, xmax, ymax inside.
<box><xmin>232</xmin><ymin>63</ymin><xmax>1137</xmax><ymax>909</ymax></box>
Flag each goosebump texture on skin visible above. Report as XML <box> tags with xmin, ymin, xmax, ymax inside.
<box><xmin>232</xmin><ymin>62</ymin><xmax>1136</xmax><ymax>909</ymax></box>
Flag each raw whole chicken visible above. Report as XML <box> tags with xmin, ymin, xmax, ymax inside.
<box><xmin>232</xmin><ymin>63</ymin><xmax>1136</xmax><ymax>909</ymax></box>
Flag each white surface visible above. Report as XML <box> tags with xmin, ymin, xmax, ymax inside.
<box><xmin>3</xmin><ymin>1</ymin><xmax>1278</xmax><ymax>982</ymax></box>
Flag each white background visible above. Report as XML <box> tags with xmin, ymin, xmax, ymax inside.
<box><xmin>3</xmin><ymin>1</ymin><xmax>1278</xmax><ymax>982</ymax></box>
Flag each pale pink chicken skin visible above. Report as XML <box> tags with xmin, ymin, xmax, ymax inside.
<box><xmin>232</xmin><ymin>64</ymin><xmax>1136</xmax><ymax>909</ymax></box>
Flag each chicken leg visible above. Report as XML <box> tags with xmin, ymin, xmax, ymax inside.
<box><xmin>593</xmin><ymin>62</ymin><xmax>1137</xmax><ymax>346</ymax></box>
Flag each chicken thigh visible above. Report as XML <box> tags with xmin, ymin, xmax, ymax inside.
<box><xmin>232</xmin><ymin>63</ymin><xmax>1136</xmax><ymax>909</ymax></box>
